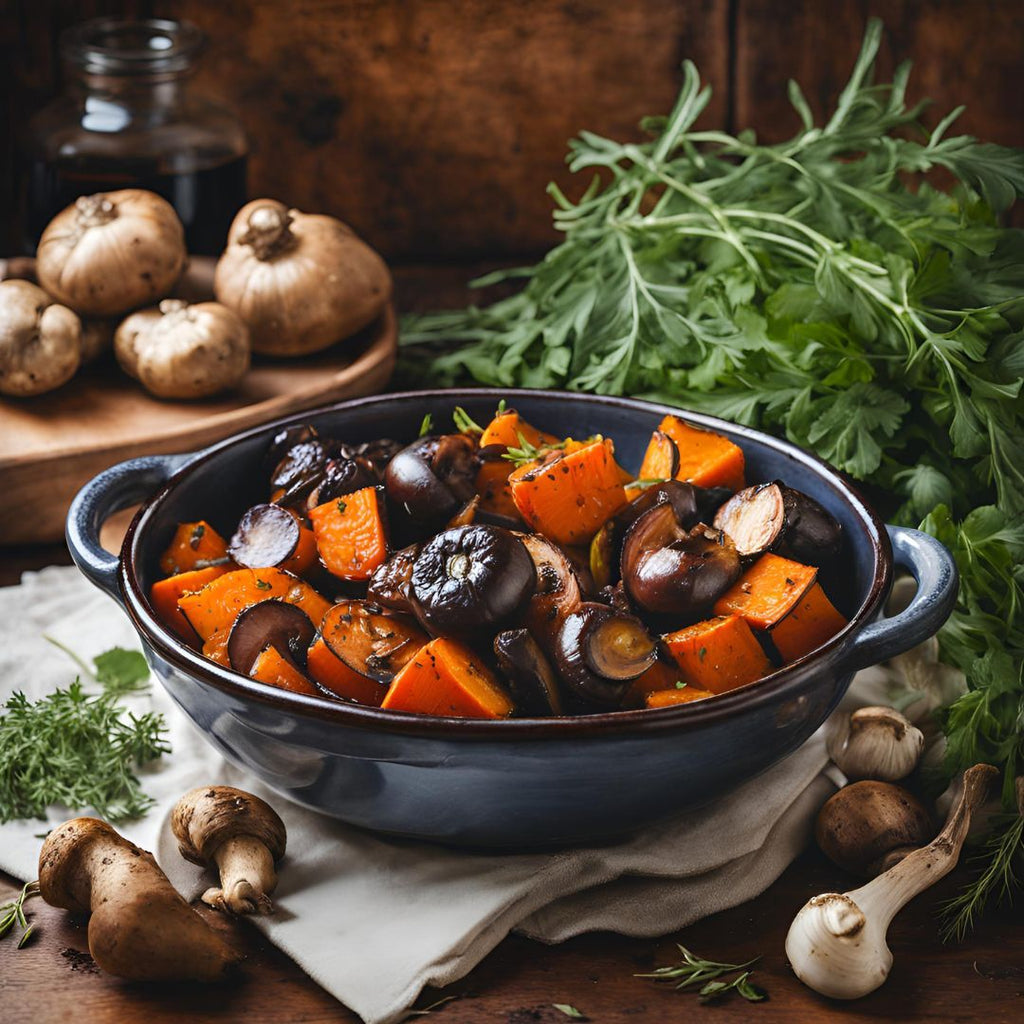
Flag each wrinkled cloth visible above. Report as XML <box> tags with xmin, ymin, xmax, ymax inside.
<box><xmin>0</xmin><ymin>566</ymin><xmax>933</xmax><ymax>1024</ymax></box>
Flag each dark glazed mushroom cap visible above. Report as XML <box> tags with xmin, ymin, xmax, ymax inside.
<box><xmin>171</xmin><ymin>786</ymin><xmax>287</xmax><ymax>866</ymax></box>
<box><xmin>229</xmin><ymin>503</ymin><xmax>301</xmax><ymax>569</ymax></box>
<box><xmin>384</xmin><ymin>434</ymin><xmax>479</xmax><ymax>530</ymax></box>
<box><xmin>411</xmin><ymin>525</ymin><xmax>535</xmax><ymax>634</ymax></box>
<box><xmin>227</xmin><ymin>600</ymin><xmax>315</xmax><ymax>673</ymax></box>
<box><xmin>494</xmin><ymin>628</ymin><xmax>563</xmax><ymax>716</ymax></box>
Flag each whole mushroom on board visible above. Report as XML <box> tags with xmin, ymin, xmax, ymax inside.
<box><xmin>0</xmin><ymin>279</ymin><xmax>81</xmax><ymax>396</ymax></box>
<box><xmin>114</xmin><ymin>298</ymin><xmax>250</xmax><ymax>399</ymax></box>
<box><xmin>786</xmin><ymin>763</ymin><xmax>998</xmax><ymax>1000</ymax></box>
<box><xmin>36</xmin><ymin>190</ymin><xmax>186</xmax><ymax>317</ymax></box>
<box><xmin>214</xmin><ymin>199</ymin><xmax>393</xmax><ymax>356</ymax></box>
<box><xmin>38</xmin><ymin>817</ymin><xmax>240</xmax><ymax>981</ymax></box>
<box><xmin>171</xmin><ymin>785</ymin><xmax>287</xmax><ymax>915</ymax></box>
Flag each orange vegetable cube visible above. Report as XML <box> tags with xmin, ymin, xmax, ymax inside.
<box><xmin>663</xmin><ymin>615</ymin><xmax>772</xmax><ymax>694</ymax></box>
<box><xmin>307</xmin><ymin>635</ymin><xmax>389</xmax><ymax>707</ymax></box>
<box><xmin>770</xmin><ymin>583</ymin><xmax>848</xmax><ymax>662</ymax></box>
<box><xmin>645</xmin><ymin>686</ymin><xmax>715</xmax><ymax>708</ymax></box>
<box><xmin>644</xmin><ymin>415</ymin><xmax>746</xmax><ymax>492</ymax></box>
<box><xmin>177</xmin><ymin>567</ymin><xmax>331</xmax><ymax>641</ymax></box>
<box><xmin>149</xmin><ymin>564</ymin><xmax>232</xmax><ymax>641</ymax></box>
<box><xmin>249</xmin><ymin>645</ymin><xmax>319</xmax><ymax>696</ymax></box>
<box><xmin>158</xmin><ymin>521</ymin><xmax>229</xmax><ymax>576</ymax></box>
<box><xmin>475</xmin><ymin>457</ymin><xmax>521</xmax><ymax>519</ymax></box>
<box><xmin>509</xmin><ymin>437</ymin><xmax>629</xmax><ymax>546</ymax></box>
<box><xmin>622</xmin><ymin>656</ymin><xmax>683</xmax><ymax>708</ymax></box>
<box><xmin>202</xmin><ymin>625</ymin><xmax>232</xmax><ymax>667</ymax></box>
<box><xmin>480</xmin><ymin>410</ymin><xmax>559</xmax><ymax>450</ymax></box>
<box><xmin>713</xmin><ymin>553</ymin><xmax>818</xmax><ymax>629</ymax></box>
<box><xmin>381</xmin><ymin>638</ymin><xmax>513</xmax><ymax>719</ymax></box>
<box><xmin>309</xmin><ymin>486</ymin><xmax>388</xmax><ymax>581</ymax></box>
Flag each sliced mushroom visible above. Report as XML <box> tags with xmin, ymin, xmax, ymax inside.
<box><xmin>319</xmin><ymin>600</ymin><xmax>427</xmax><ymax>688</ymax></box>
<box><xmin>410</xmin><ymin>525</ymin><xmax>535</xmax><ymax>635</ymax></box>
<box><xmin>714</xmin><ymin>482</ymin><xmax>842</xmax><ymax>564</ymax></box>
<box><xmin>552</xmin><ymin>602</ymin><xmax>657</xmax><ymax>706</ymax></box>
<box><xmin>367</xmin><ymin>543</ymin><xmax>420</xmax><ymax>614</ymax></box>
<box><xmin>270</xmin><ymin>438</ymin><xmax>329</xmax><ymax>504</ymax></box>
<box><xmin>227</xmin><ymin>600</ymin><xmax>315</xmax><ymax>675</ymax></box>
<box><xmin>620</xmin><ymin>503</ymin><xmax>740</xmax><ymax>621</ymax></box>
<box><xmin>494</xmin><ymin>628</ymin><xmax>564</xmax><ymax>716</ymax></box>
<box><xmin>229</xmin><ymin>504</ymin><xmax>303</xmax><ymax>569</ymax></box>
<box><xmin>305</xmin><ymin>455</ymin><xmax>378</xmax><ymax>509</ymax></box>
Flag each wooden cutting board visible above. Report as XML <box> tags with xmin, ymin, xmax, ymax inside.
<box><xmin>0</xmin><ymin>258</ymin><xmax>397</xmax><ymax>544</ymax></box>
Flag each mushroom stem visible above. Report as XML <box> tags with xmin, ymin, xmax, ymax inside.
<box><xmin>786</xmin><ymin>763</ymin><xmax>998</xmax><ymax>1000</ymax></box>
<box><xmin>38</xmin><ymin>818</ymin><xmax>240</xmax><ymax>981</ymax></box>
<box><xmin>240</xmin><ymin>202</ymin><xmax>295</xmax><ymax>260</ymax></box>
<box><xmin>205</xmin><ymin>835</ymin><xmax>278</xmax><ymax>915</ymax></box>
<box><xmin>74</xmin><ymin>194</ymin><xmax>117</xmax><ymax>228</ymax></box>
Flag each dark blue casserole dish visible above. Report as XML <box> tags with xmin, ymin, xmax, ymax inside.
<box><xmin>67</xmin><ymin>390</ymin><xmax>958</xmax><ymax>847</ymax></box>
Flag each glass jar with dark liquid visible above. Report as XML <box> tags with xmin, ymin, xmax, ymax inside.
<box><xmin>24</xmin><ymin>18</ymin><xmax>247</xmax><ymax>255</ymax></box>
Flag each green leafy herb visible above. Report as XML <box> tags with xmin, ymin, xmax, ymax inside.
<box><xmin>675</xmin><ymin>680</ymin><xmax>688</xmax><ymax>690</ymax></box>
<box><xmin>44</xmin><ymin>637</ymin><xmax>150</xmax><ymax>697</ymax></box>
<box><xmin>402</xmin><ymin>18</ymin><xmax>1024</xmax><ymax>927</ymax></box>
<box><xmin>629</xmin><ymin>477</ymin><xmax>668</xmax><ymax>491</ymax></box>
<box><xmin>255</xmin><ymin>578</ymin><xmax>272</xmax><ymax>591</ymax></box>
<box><xmin>337</xmin><ymin>499</ymin><xmax>348</xmax><ymax>515</ymax></box>
<box><xmin>0</xmin><ymin>680</ymin><xmax>170</xmax><ymax>823</ymax></box>
<box><xmin>92</xmin><ymin>648</ymin><xmax>150</xmax><ymax>697</ymax></box>
<box><xmin>0</xmin><ymin>881</ymin><xmax>40</xmax><ymax>949</ymax></box>
<box><xmin>452</xmin><ymin>406</ymin><xmax>484</xmax><ymax>435</ymax></box>
<box><xmin>636</xmin><ymin>944</ymin><xmax>766</xmax><ymax>1004</ymax></box>
<box><xmin>552</xmin><ymin>1005</ymin><xmax>589</xmax><ymax>1020</ymax></box>
<box><xmin>418</xmin><ymin>412</ymin><xmax>434</xmax><ymax>437</ymax></box>
<box><xmin>502</xmin><ymin>431</ymin><xmax>566</xmax><ymax>468</ymax></box>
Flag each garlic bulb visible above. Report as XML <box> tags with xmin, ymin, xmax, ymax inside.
<box><xmin>0</xmin><ymin>279</ymin><xmax>81</xmax><ymax>396</ymax></box>
<box><xmin>825</xmin><ymin>705</ymin><xmax>924</xmax><ymax>781</ymax></box>
<box><xmin>787</xmin><ymin>763</ymin><xmax>997</xmax><ymax>999</ymax></box>
<box><xmin>37</xmin><ymin>190</ymin><xmax>186</xmax><ymax>317</ymax></box>
<box><xmin>115</xmin><ymin>298</ymin><xmax>250</xmax><ymax>399</ymax></box>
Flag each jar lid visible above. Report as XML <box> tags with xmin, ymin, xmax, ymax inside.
<box><xmin>60</xmin><ymin>17</ymin><xmax>206</xmax><ymax>76</ymax></box>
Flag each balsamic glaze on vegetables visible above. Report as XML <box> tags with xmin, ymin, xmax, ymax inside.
<box><xmin>150</xmin><ymin>404</ymin><xmax>846</xmax><ymax>719</ymax></box>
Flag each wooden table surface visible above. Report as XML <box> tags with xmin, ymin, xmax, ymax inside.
<box><xmin>2</xmin><ymin>264</ymin><xmax>1022</xmax><ymax>1021</ymax></box>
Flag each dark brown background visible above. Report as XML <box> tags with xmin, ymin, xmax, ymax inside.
<box><xmin>2</xmin><ymin>0</ymin><xmax>1022</xmax><ymax>262</ymax></box>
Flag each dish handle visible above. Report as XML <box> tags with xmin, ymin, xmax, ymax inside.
<box><xmin>66</xmin><ymin>453</ymin><xmax>193</xmax><ymax>605</ymax></box>
<box><xmin>840</xmin><ymin>525</ymin><xmax>959</xmax><ymax>672</ymax></box>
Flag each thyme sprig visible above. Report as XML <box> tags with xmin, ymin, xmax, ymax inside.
<box><xmin>0</xmin><ymin>880</ymin><xmax>41</xmax><ymax>949</ymax></box>
<box><xmin>636</xmin><ymin>943</ymin><xmax>766</xmax><ymax>1004</ymax></box>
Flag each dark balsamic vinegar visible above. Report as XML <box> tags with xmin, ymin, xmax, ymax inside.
<box><xmin>25</xmin><ymin>154</ymin><xmax>247</xmax><ymax>256</ymax></box>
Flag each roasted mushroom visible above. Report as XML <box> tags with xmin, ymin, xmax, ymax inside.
<box><xmin>270</xmin><ymin>438</ymin><xmax>330</xmax><ymax>504</ymax></box>
<box><xmin>384</xmin><ymin>433</ymin><xmax>479</xmax><ymax>531</ymax></box>
<box><xmin>411</xmin><ymin>525</ymin><xmax>535</xmax><ymax>635</ymax></box>
<box><xmin>306</xmin><ymin>455</ymin><xmax>378</xmax><ymax>509</ymax></box>
<box><xmin>494</xmin><ymin>628</ymin><xmax>564</xmax><ymax>716</ymax></box>
<box><xmin>229</xmin><ymin>504</ymin><xmax>306</xmax><ymax>569</ymax></box>
<box><xmin>713</xmin><ymin>482</ymin><xmax>842</xmax><ymax>564</ymax></box>
<box><xmin>227</xmin><ymin>601</ymin><xmax>315</xmax><ymax>674</ymax></box>
<box><xmin>620</xmin><ymin>503</ymin><xmax>740</xmax><ymax>622</ymax></box>
<box><xmin>317</xmin><ymin>600</ymin><xmax>427</xmax><ymax>692</ymax></box>
<box><xmin>367</xmin><ymin>543</ymin><xmax>420</xmax><ymax>614</ymax></box>
<box><xmin>552</xmin><ymin>602</ymin><xmax>657</xmax><ymax>707</ymax></box>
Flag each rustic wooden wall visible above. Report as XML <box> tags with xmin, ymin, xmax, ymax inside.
<box><xmin>3</xmin><ymin>0</ymin><xmax>1022</xmax><ymax>260</ymax></box>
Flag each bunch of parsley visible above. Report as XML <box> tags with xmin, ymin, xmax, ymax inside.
<box><xmin>402</xmin><ymin>19</ymin><xmax>1024</xmax><ymax>931</ymax></box>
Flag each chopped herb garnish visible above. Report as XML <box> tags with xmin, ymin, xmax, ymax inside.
<box><xmin>452</xmin><ymin>406</ymin><xmax>484</xmax><ymax>435</ymax></box>
<box><xmin>189</xmin><ymin>523</ymin><xmax>205</xmax><ymax>548</ymax></box>
<box><xmin>675</xmin><ymin>680</ymin><xmax>688</xmax><ymax>690</ymax></box>
<box><xmin>255</xmin><ymin>579</ymin><xmax>273</xmax><ymax>591</ymax></box>
<box><xmin>637</xmin><ymin>944</ymin><xmax>766</xmax><ymax>1004</ymax></box>
<box><xmin>698</xmin><ymin>647</ymin><xmax>707</xmax><ymax>662</ymax></box>
<box><xmin>337</xmin><ymin>499</ymin><xmax>348</xmax><ymax>515</ymax></box>
<box><xmin>418</xmin><ymin>413</ymin><xmax>433</xmax><ymax>437</ymax></box>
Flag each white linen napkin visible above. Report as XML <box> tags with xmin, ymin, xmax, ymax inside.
<box><xmin>0</xmin><ymin>566</ymin><xmax>933</xmax><ymax>1024</ymax></box>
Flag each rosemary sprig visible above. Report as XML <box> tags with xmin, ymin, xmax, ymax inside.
<box><xmin>637</xmin><ymin>944</ymin><xmax>767</xmax><ymax>1004</ymax></box>
<box><xmin>0</xmin><ymin>880</ymin><xmax>41</xmax><ymax>949</ymax></box>
<box><xmin>418</xmin><ymin>412</ymin><xmax>434</xmax><ymax>437</ymax></box>
<box><xmin>502</xmin><ymin>431</ymin><xmax>567</xmax><ymax>468</ymax></box>
<box><xmin>452</xmin><ymin>406</ymin><xmax>485</xmax><ymax>435</ymax></box>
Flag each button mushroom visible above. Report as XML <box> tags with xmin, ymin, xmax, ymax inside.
<box><xmin>385</xmin><ymin>433</ymin><xmax>480</xmax><ymax>533</ymax></box>
<box><xmin>0</xmin><ymin>279</ymin><xmax>81</xmax><ymax>396</ymax></box>
<box><xmin>815</xmin><ymin>779</ymin><xmax>934</xmax><ymax>876</ymax></box>
<box><xmin>38</xmin><ymin>817</ymin><xmax>240</xmax><ymax>981</ymax></box>
<box><xmin>114</xmin><ymin>298</ymin><xmax>250</xmax><ymax>399</ymax></box>
<box><xmin>227</xmin><ymin>601</ymin><xmax>316</xmax><ymax>675</ymax></box>
<box><xmin>171</xmin><ymin>785</ymin><xmax>287</xmax><ymax>915</ymax></box>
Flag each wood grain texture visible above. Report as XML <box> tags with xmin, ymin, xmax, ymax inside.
<box><xmin>1</xmin><ymin>844</ymin><xmax>1022</xmax><ymax>1023</ymax></box>
<box><xmin>76</xmin><ymin>0</ymin><xmax>729</xmax><ymax>261</ymax></box>
<box><xmin>734</xmin><ymin>0</ymin><xmax>1024</xmax><ymax>147</ymax></box>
